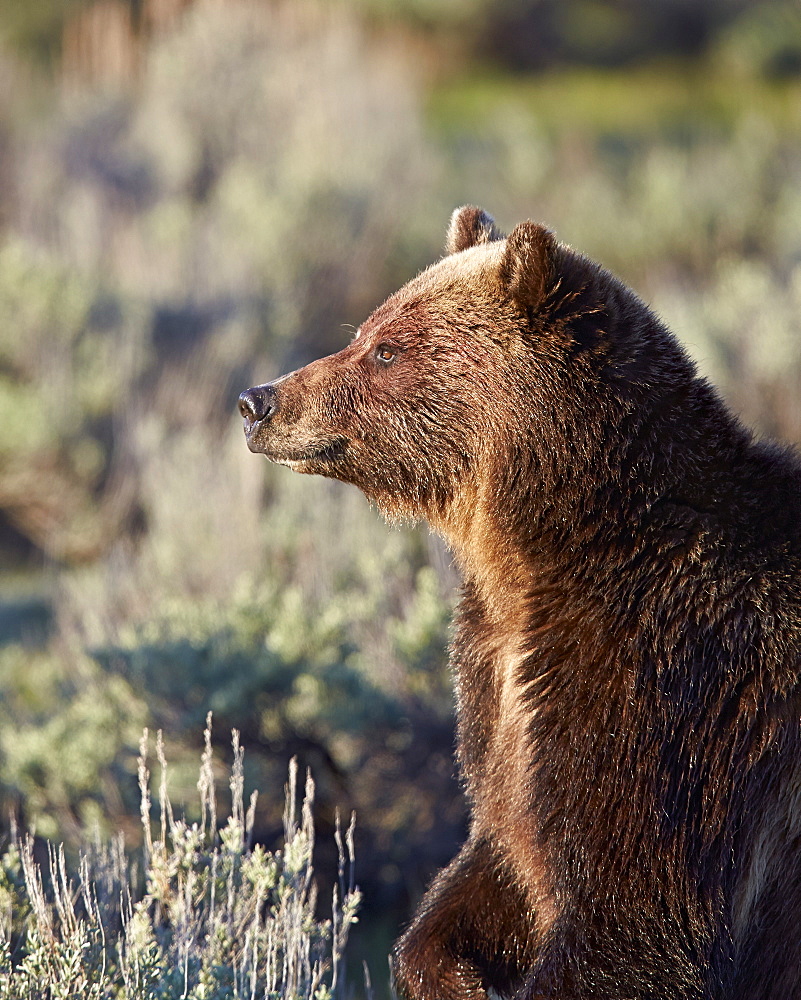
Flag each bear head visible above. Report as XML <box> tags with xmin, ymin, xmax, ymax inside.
<box><xmin>239</xmin><ymin>207</ymin><xmax>695</xmax><ymax>537</ymax></box>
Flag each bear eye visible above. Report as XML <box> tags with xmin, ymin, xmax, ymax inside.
<box><xmin>375</xmin><ymin>344</ymin><xmax>397</xmax><ymax>365</ymax></box>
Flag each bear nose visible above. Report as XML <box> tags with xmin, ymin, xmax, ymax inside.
<box><xmin>238</xmin><ymin>384</ymin><xmax>278</xmax><ymax>425</ymax></box>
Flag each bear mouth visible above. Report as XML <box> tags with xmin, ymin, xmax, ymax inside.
<box><xmin>277</xmin><ymin>440</ymin><xmax>347</xmax><ymax>468</ymax></box>
<box><xmin>246</xmin><ymin>432</ymin><xmax>347</xmax><ymax>468</ymax></box>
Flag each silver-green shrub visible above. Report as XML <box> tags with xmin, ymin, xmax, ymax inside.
<box><xmin>0</xmin><ymin>721</ymin><xmax>360</xmax><ymax>999</ymax></box>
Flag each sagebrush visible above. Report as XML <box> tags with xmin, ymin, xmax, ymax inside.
<box><xmin>0</xmin><ymin>718</ymin><xmax>361</xmax><ymax>999</ymax></box>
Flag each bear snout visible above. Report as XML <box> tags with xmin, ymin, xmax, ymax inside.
<box><xmin>238</xmin><ymin>384</ymin><xmax>278</xmax><ymax>428</ymax></box>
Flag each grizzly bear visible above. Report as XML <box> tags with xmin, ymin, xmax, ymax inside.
<box><xmin>239</xmin><ymin>207</ymin><xmax>801</xmax><ymax>999</ymax></box>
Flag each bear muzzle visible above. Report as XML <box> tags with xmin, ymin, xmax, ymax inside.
<box><xmin>238</xmin><ymin>378</ymin><xmax>347</xmax><ymax>469</ymax></box>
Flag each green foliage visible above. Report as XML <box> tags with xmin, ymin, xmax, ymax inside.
<box><xmin>0</xmin><ymin>237</ymin><xmax>150</xmax><ymax>560</ymax></box>
<box><xmin>0</xmin><ymin>0</ymin><xmax>88</xmax><ymax>65</ymax></box>
<box><xmin>715</xmin><ymin>2</ymin><xmax>801</xmax><ymax>79</ymax></box>
<box><xmin>0</xmin><ymin>644</ymin><xmax>147</xmax><ymax>841</ymax></box>
<box><xmin>0</xmin><ymin>725</ymin><xmax>360</xmax><ymax>999</ymax></box>
<box><xmin>0</xmin><ymin>241</ymin><xmax>91</xmax><ymax>458</ymax></box>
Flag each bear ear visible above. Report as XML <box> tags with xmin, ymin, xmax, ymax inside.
<box><xmin>446</xmin><ymin>206</ymin><xmax>504</xmax><ymax>255</ymax></box>
<box><xmin>499</xmin><ymin>221</ymin><xmax>557</xmax><ymax>310</ymax></box>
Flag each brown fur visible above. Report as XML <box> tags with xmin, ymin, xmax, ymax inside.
<box><xmin>239</xmin><ymin>207</ymin><xmax>801</xmax><ymax>999</ymax></box>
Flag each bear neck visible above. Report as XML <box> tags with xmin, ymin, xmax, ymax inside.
<box><xmin>439</xmin><ymin>369</ymin><xmax>768</xmax><ymax>638</ymax></box>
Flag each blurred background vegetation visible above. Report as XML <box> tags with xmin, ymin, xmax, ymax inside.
<box><xmin>0</xmin><ymin>0</ymin><xmax>800</xmax><ymax>992</ymax></box>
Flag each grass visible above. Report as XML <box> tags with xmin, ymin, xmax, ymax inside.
<box><xmin>428</xmin><ymin>63</ymin><xmax>801</xmax><ymax>139</ymax></box>
<box><xmin>0</xmin><ymin>716</ymin><xmax>361</xmax><ymax>999</ymax></box>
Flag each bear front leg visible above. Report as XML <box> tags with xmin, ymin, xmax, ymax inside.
<box><xmin>391</xmin><ymin>837</ymin><xmax>535</xmax><ymax>1000</ymax></box>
